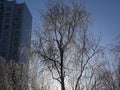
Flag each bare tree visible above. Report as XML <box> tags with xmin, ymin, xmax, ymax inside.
<box><xmin>95</xmin><ymin>62</ymin><xmax>115</xmax><ymax>90</ymax></box>
<box><xmin>0</xmin><ymin>57</ymin><xmax>29</xmax><ymax>90</ymax></box>
<box><xmin>32</xmin><ymin>1</ymin><xmax>103</xmax><ymax>90</ymax></box>
<box><xmin>111</xmin><ymin>35</ymin><xmax>120</xmax><ymax>90</ymax></box>
<box><xmin>0</xmin><ymin>57</ymin><xmax>9</xmax><ymax>90</ymax></box>
<box><xmin>91</xmin><ymin>35</ymin><xmax>120</xmax><ymax>90</ymax></box>
<box><xmin>7</xmin><ymin>60</ymin><xmax>29</xmax><ymax>90</ymax></box>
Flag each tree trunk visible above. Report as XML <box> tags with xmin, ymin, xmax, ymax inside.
<box><xmin>61</xmin><ymin>77</ymin><xmax>65</xmax><ymax>90</ymax></box>
<box><xmin>60</xmin><ymin>49</ymin><xmax>65</xmax><ymax>90</ymax></box>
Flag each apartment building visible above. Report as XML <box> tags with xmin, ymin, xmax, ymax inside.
<box><xmin>0</xmin><ymin>0</ymin><xmax>32</xmax><ymax>62</ymax></box>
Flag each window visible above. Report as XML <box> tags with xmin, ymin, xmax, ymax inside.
<box><xmin>2</xmin><ymin>39</ymin><xmax>6</xmax><ymax>43</ymax></box>
<box><xmin>0</xmin><ymin>10</ymin><xmax>2</xmax><ymax>14</ymax></box>
<box><xmin>6</xmin><ymin>7</ymin><xmax>11</xmax><ymax>11</ymax></box>
<box><xmin>1</xmin><ymin>51</ymin><xmax>6</xmax><ymax>57</ymax></box>
<box><xmin>2</xmin><ymin>37</ymin><xmax>7</xmax><ymax>42</ymax></box>
<box><xmin>3</xmin><ymin>31</ymin><xmax>8</xmax><ymax>36</ymax></box>
<box><xmin>15</xmin><ymin>17</ymin><xmax>19</xmax><ymax>21</ymax></box>
<box><xmin>17</xmin><ymin>8</ymin><xmax>22</xmax><ymax>16</ymax></box>
<box><xmin>5</xmin><ymin>13</ymin><xmax>10</xmax><ymax>17</ymax></box>
<box><xmin>17</xmin><ymin>8</ymin><xmax>22</xmax><ymax>13</ymax></box>
<box><xmin>16</xmin><ymin>26</ymin><xmax>21</xmax><ymax>29</ymax></box>
<box><xmin>1</xmin><ymin>43</ymin><xmax>7</xmax><ymax>51</ymax></box>
<box><xmin>5</xmin><ymin>18</ymin><xmax>10</xmax><ymax>23</ymax></box>
<box><xmin>15</xmin><ymin>23</ymin><xmax>21</xmax><ymax>29</ymax></box>
<box><xmin>0</xmin><ymin>7</ymin><xmax>4</xmax><ymax>12</ymax></box>
<box><xmin>4</xmin><ymin>25</ymin><xmax>9</xmax><ymax>29</ymax></box>
<box><xmin>2</xmin><ymin>45</ymin><xmax>6</xmax><ymax>50</ymax></box>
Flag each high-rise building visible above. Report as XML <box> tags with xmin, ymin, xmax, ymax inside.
<box><xmin>0</xmin><ymin>0</ymin><xmax>32</xmax><ymax>62</ymax></box>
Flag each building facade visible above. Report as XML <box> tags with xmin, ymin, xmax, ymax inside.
<box><xmin>0</xmin><ymin>0</ymin><xmax>32</xmax><ymax>62</ymax></box>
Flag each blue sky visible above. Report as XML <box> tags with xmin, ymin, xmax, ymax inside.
<box><xmin>17</xmin><ymin>0</ymin><xmax>120</xmax><ymax>47</ymax></box>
